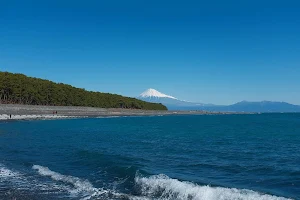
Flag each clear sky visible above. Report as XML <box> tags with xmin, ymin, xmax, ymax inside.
<box><xmin>1</xmin><ymin>0</ymin><xmax>300</xmax><ymax>105</ymax></box>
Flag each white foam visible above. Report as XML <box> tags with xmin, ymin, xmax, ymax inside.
<box><xmin>0</xmin><ymin>165</ymin><xmax>21</xmax><ymax>178</ymax></box>
<box><xmin>134</xmin><ymin>174</ymin><xmax>292</xmax><ymax>200</ymax></box>
<box><xmin>32</xmin><ymin>165</ymin><xmax>123</xmax><ymax>200</ymax></box>
<box><xmin>0</xmin><ymin>114</ymin><xmax>85</xmax><ymax>120</ymax></box>
<box><xmin>1</xmin><ymin>163</ymin><xmax>105</xmax><ymax>199</ymax></box>
<box><xmin>0</xmin><ymin>164</ymin><xmax>64</xmax><ymax>192</ymax></box>
<box><xmin>96</xmin><ymin>116</ymin><xmax>121</xmax><ymax>118</ymax></box>
<box><xmin>1</xmin><ymin>164</ymin><xmax>292</xmax><ymax>200</ymax></box>
<box><xmin>33</xmin><ymin>165</ymin><xmax>96</xmax><ymax>192</ymax></box>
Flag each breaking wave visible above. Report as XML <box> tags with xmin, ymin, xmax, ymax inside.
<box><xmin>33</xmin><ymin>165</ymin><xmax>96</xmax><ymax>193</ymax></box>
<box><xmin>0</xmin><ymin>163</ymin><xmax>70</xmax><ymax>196</ymax></box>
<box><xmin>134</xmin><ymin>174</ymin><xmax>292</xmax><ymax>200</ymax></box>
<box><xmin>32</xmin><ymin>165</ymin><xmax>125</xmax><ymax>200</ymax></box>
<box><xmin>1</xmin><ymin>164</ymin><xmax>293</xmax><ymax>200</ymax></box>
<box><xmin>0</xmin><ymin>164</ymin><xmax>21</xmax><ymax>179</ymax></box>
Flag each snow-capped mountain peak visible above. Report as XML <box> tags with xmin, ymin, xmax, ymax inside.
<box><xmin>139</xmin><ymin>88</ymin><xmax>177</xmax><ymax>99</ymax></box>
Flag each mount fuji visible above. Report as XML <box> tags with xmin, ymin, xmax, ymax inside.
<box><xmin>138</xmin><ymin>88</ymin><xmax>300</xmax><ymax>112</ymax></box>
<box><xmin>139</xmin><ymin>88</ymin><xmax>178</xmax><ymax>100</ymax></box>
<box><xmin>138</xmin><ymin>88</ymin><xmax>209</xmax><ymax>110</ymax></box>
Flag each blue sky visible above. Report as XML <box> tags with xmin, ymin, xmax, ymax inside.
<box><xmin>1</xmin><ymin>0</ymin><xmax>300</xmax><ymax>105</ymax></box>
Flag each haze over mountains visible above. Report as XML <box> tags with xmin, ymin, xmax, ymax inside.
<box><xmin>138</xmin><ymin>89</ymin><xmax>300</xmax><ymax>112</ymax></box>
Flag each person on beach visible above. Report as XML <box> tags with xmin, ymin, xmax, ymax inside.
<box><xmin>9</xmin><ymin>114</ymin><xmax>11</xmax><ymax>119</ymax></box>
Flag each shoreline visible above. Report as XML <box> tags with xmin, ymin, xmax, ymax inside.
<box><xmin>0</xmin><ymin>104</ymin><xmax>253</xmax><ymax>121</ymax></box>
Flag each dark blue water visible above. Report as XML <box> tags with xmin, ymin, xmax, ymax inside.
<box><xmin>0</xmin><ymin>114</ymin><xmax>299</xmax><ymax>200</ymax></box>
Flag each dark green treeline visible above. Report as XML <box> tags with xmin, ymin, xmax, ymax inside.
<box><xmin>0</xmin><ymin>72</ymin><xmax>167</xmax><ymax>110</ymax></box>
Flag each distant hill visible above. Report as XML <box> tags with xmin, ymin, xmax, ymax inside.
<box><xmin>0</xmin><ymin>72</ymin><xmax>167</xmax><ymax>110</ymax></box>
<box><xmin>217</xmin><ymin>101</ymin><xmax>300</xmax><ymax>112</ymax></box>
<box><xmin>190</xmin><ymin>101</ymin><xmax>300</xmax><ymax>112</ymax></box>
<box><xmin>138</xmin><ymin>88</ymin><xmax>300</xmax><ymax>112</ymax></box>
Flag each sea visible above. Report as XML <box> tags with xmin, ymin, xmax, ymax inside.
<box><xmin>0</xmin><ymin>114</ymin><xmax>299</xmax><ymax>200</ymax></box>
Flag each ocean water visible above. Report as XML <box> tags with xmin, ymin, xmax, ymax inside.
<box><xmin>0</xmin><ymin>114</ymin><xmax>299</xmax><ymax>200</ymax></box>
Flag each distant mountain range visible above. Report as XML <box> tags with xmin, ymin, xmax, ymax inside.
<box><xmin>138</xmin><ymin>88</ymin><xmax>300</xmax><ymax>112</ymax></box>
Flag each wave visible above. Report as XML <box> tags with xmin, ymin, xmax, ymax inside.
<box><xmin>0</xmin><ymin>164</ymin><xmax>21</xmax><ymax>178</ymax></box>
<box><xmin>33</xmin><ymin>165</ymin><xmax>96</xmax><ymax>193</ymax></box>
<box><xmin>134</xmin><ymin>174</ymin><xmax>292</xmax><ymax>200</ymax></box>
<box><xmin>1</xmin><ymin>164</ymin><xmax>293</xmax><ymax>200</ymax></box>
<box><xmin>0</xmin><ymin>163</ymin><xmax>70</xmax><ymax>195</ymax></box>
<box><xmin>32</xmin><ymin>165</ymin><xmax>126</xmax><ymax>200</ymax></box>
<box><xmin>96</xmin><ymin>116</ymin><xmax>121</xmax><ymax>118</ymax></box>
